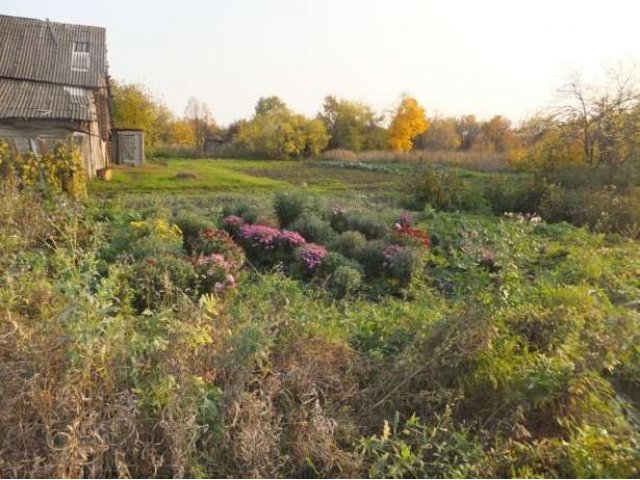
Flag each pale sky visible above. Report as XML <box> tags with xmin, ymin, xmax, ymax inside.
<box><xmin>3</xmin><ymin>0</ymin><xmax>640</xmax><ymax>125</ymax></box>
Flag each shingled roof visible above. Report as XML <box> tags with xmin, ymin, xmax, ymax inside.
<box><xmin>0</xmin><ymin>14</ymin><xmax>107</xmax><ymax>88</ymax></box>
<box><xmin>0</xmin><ymin>78</ymin><xmax>94</xmax><ymax>121</ymax></box>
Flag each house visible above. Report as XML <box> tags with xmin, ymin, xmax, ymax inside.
<box><xmin>0</xmin><ymin>14</ymin><xmax>112</xmax><ymax>177</ymax></box>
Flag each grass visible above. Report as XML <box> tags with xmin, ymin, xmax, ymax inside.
<box><xmin>90</xmin><ymin>157</ymin><xmax>416</xmax><ymax>195</ymax></box>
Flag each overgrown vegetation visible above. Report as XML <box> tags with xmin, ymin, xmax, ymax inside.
<box><xmin>2</xmin><ymin>164</ymin><xmax>639</xmax><ymax>476</ymax></box>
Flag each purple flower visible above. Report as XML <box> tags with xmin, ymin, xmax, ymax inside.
<box><xmin>277</xmin><ymin>229</ymin><xmax>306</xmax><ymax>248</ymax></box>
<box><xmin>298</xmin><ymin>243</ymin><xmax>328</xmax><ymax>272</ymax></box>
<box><xmin>239</xmin><ymin>224</ymin><xmax>280</xmax><ymax>249</ymax></box>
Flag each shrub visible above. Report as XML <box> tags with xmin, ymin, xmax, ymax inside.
<box><xmin>388</xmin><ymin>224</ymin><xmax>430</xmax><ymax>247</ymax></box>
<box><xmin>329</xmin><ymin>230</ymin><xmax>367</xmax><ymax>258</ymax></box>
<box><xmin>191</xmin><ymin>227</ymin><xmax>245</xmax><ymax>267</ymax></box>
<box><xmin>484</xmin><ymin>177</ymin><xmax>546</xmax><ymax>214</ymax></box>
<box><xmin>222</xmin><ymin>202</ymin><xmax>260</xmax><ymax>224</ymax></box>
<box><xmin>414</xmin><ymin>167</ymin><xmax>485</xmax><ymax>211</ymax></box>
<box><xmin>295</xmin><ymin>243</ymin><xmax>328</xmax><ymax>275</ymax></box>
<box><xmin>0</xmin><ymin>141</ymin><xmax>87</xmax><ymax>199</ymax></box>
<box><xmin>236</xmin><ymin>224</ymin><xmax>307</xmax><ymax>266</ymax></box>
<box><xmin>290</xmin><ymin>214</ymin><xmax>334</xmax><ymax>243</ymax></box>
<box><xmin>175</xmin><ymin>213</ymin><xmax>212</xmax><ymax>253</ymax></box>
<box><xmin>193</xmin><ymin>253</ymin><xmax>238</xmax><ymax>294</ymax></box>
<box><xmin>274</xmin><ymin>191</ymin><xmax>307</xmax><ymax>227</ymax></box>
<box><xmin>383</xmin><ymin>244</ymin><xmax>425</xmax><ymax>286</ymax></box>
<box><xmin>131</xmin><ymin>254</ymin><xmax>197</xmax><ymax>311</ymax></box>
<box><xmin>126</xmin><ymin>219</ymin><xmax>184</xmax><ymax>260</ymax></box>
<box><xmin>220</xmin><ymin>214</ymin><xmax>245</xmax><ymax>237</ymax></box>
<box><xmin>332</xmin><ymin>211</ymin><xmax>387</xmax><ymax>239</ymax></box>
<box><xmin>329</xmin><ymin>266</ymin><xmax>363</xmax><ymax>298</ymax></box>
<box><xmin>354</xmin><ymin>240</ymin><xmax>388</xmax><ymax>278</ymax></box>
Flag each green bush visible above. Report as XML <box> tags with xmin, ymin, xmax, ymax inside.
<box><xmin>485</xmin><ymin>177</ymin><xmax>545</xmax><ymax>214</ymax></box>
<box><xmin>414</xmin><ymin>167</ymin><xmax>485</xmax><ymax>211</ymax></box>
<box><xmin>328</xmin><ymin>266</ymin><xmax>362</xmax><ymax>298</ymax></box>
<box><xmin>384</xmin><ymin>246</ymin><xmax>425</xmax><ymax>287</ymax></box>
<box><xmin>175</xmin><ymin>213</ymin><xmax>212</xmax><ymax>253</ymax></box>
<box><xmin>130</xmin><ymin>254</ymin><xmax>197</xmax><ymax>311</ymax></box>
<box><xmin>354</xmin><ymin>240</ymin><xmax>388</xmax><ymax>279</ymax></box>
<box><xmin>290</xmin><ymin>214</ymin><xmax>334</xmax><ymax>243</ymax></box>
<box><xmin>329</xmin><ymin>230</ymin><xmax>367</xmax><ymax>258</ymax></box>
<box><xmin>274</xmin><ymin>191</ymin><xmax>308</xmax><ymax>227</ymax></box>
<box><xmin>222</xmin><ymin>202</ymin><xmax>260</xmax><ymax>224</ymax></box>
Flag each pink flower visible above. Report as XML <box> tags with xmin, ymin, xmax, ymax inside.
<box><xmin>239</xmin><ymin>224</ymin><xmax>280</xmax><ymax>249</ymax></box>
<box><xmin>383</xmin><ymin>244</ymin><xmax>403</xmax><ymax>267</ymax></box>
<box><xmin>222</xmin><ymin>215</ymin><xmax>244</xmax><ymax>227</ymax></box>
<box><xmin>277</xmin><ymin>230</ymin><xmax>306</xmax><ymax>248</ymax></box>
<box><xmin>298</xmin><ymin>243</ymin><xmax>328</xmax><ymax>272</ymax></box>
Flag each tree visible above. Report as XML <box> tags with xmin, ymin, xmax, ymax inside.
<box><xmin>472</xmin><ymin>115</ymin><xmax>515</xmax><ymax>153</ymax></box>
<box><xmin>111</xmin><ymin>81</ymin><xmax>173</xmax><ymax>148</ymax></box>
<box><xmin>235</xmin><ymin>96</ymin><xmax>329</xmax><ymax>159</ymax></box>
<box><xmin>387</xmin><ymin>96</ymin><xmax>429</xmax><ymax>152</ymax></box>
<box><xmin>167</xmin><ymin>119</ymin><xmax>196</xmax><ymax>147</ymax></box>
<box><xmin>553</xmin><ymin>69</ymin><xmax>640</xmax><ymax>166</ymax></box>
<box><xmin>319</xmin><ymin>96</ymin><xmax>383</xmax><ymax>151</ymax></box>
<box><xmin>414</xmin><ymin>117</ymin><xmax>460</xmax><ymax>150</ymax></box>
<box><xmin>455</xmin><ymin>115</ymin><xmax>480</xmax><ymax>150</ymax></box>
<box><xmin>184</xmin><ymin>97</ymin><xmax>216</xmax><ymax>152</ymax></box>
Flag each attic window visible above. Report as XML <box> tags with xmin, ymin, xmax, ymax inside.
<box><xmin>71</xmin><ymin>41</ymin><xmax>90</xmax><ymax>71</ymax></box>
<box><xmin>73</xmin><ymin>41</ymin><xmax>90</xmax><ymax>53</ymax></box>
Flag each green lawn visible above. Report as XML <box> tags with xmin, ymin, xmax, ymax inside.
<box><xmin>89</xmin><ymin>158</ymin><xmax>412</xmax><ymax>194</ymax></box>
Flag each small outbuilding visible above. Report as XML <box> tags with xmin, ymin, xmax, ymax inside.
<box><xmin>114</xmin><ymin>129</ymin><xmax>144</xmax><ymax>166</ymax></box>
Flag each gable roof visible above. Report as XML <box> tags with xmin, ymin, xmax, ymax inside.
<box><xmin>0</xmin><ymin>14</ymin><xmax>107</xmax><ymax>88</ymax></box>
<box><xmin>0</xmin><ymin>78</ymin><xmax>94</xmax><ymax>121</ymax></box>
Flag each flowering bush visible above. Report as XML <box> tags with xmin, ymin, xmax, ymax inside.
<box><xmin>296</xmin><ymin>243</ymin><xmax>328</xmax><ymax>273</ymax></box>
<box><xmin>192</xmin><ymin>227</ymin><xmax>245</xmax><ymax>268</ymax></box>
<box><xmin>278</xmin><ymin>229</ymin><xmax>306</xmax><ymax>250</ymax></box>
<box><xmin>221</xmin><ymin>215</ymin><xmax>245</xmax><ymax>237</ymax></box>
<box><xmin>236</xmin><ymin>223</ymin><xmax>308</xmax><ymax>266</ymax></box>
<box><xmin>391</xmin><ymin>224</ymin><xmax>431</xmax><ymax>247</ymax></box>
<box><xmin>193</xmin><ymin>253</ymin><xmax>237</xmax><ymax>294</ymax></box>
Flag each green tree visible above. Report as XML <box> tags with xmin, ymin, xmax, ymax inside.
<box><xmin>236</xmin><ymin>96</ymin><xmax>329</xmax><ymax>159</ymax></box>
<box><xmin>319</xmin><ymin>96</ymin><xmax>383</xmax><ymax>151</ymax></box>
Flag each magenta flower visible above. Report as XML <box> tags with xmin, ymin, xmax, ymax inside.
<box><xmin>239</xmin><ymin>224</ymin><xmax>280</xmax><ymax>249</ymax></box>
<box><xmin>277</xmin><ymin>229</ymin><xmax>306</xmax><ymax>248</ymax></box>
<box><xmin>298</xmin><ymin>243</ymin><xmax>328</xmax><ymax>272</ymax></box>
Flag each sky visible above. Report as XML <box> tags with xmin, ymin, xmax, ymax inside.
<box><xmin>3</xmin><ymin>0</ymin><xmax>640</xmax><ymax>125</ymax></box>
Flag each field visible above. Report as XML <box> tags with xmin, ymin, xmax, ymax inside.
<box><xmin>2</xmin><ymin>157</ymin><xmax>640</xmax><ymax>478</ymax></box>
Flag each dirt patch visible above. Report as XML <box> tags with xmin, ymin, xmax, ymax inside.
<box><xmin>174</xmin><ymin>172</ymin><xmax>198</xmax><ymax>180</ymax></box>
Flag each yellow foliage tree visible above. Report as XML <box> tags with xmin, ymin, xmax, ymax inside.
<box><xmin>388</xmin><ymin>96</ymin><xmax>429</xmax><ymax>152</ymax></box>
<box><xmin>168</xmin><ymin>119</ymin><xmax>197</xmax><ymax>147</ymax></box>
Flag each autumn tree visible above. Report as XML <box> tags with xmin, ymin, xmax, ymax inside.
<box><xmin>184</xmin><ymin>97</ymin><xmax>216</xmax><ymax>152</ymax></box>
<box><xmin>111</xmin><ymin>81</ymin><xmax>172</xmax><ymax>148</ymax></box>
<box><xmin>471</xmin><ymin>115</ymin><xmax>515</xmax><ymax>153</ymax></box>
<box><xmin>553</xmin><ymin>69</ymin><xmax>640</xmax><ymax>166</ymax></box>
<box><xmin>455</xmin><ymin>115</ymin><xmax>480</xmax><ymax>150</ymax></box>
<box><xmin>387</xmin><ymin>95</ymin><xmax>429</xmax><ymax>152</ymax></box>
<box><xmin>414</xmin><ymin>116</ymin><xmax>460</xmax><ymax>150</ymax></box>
